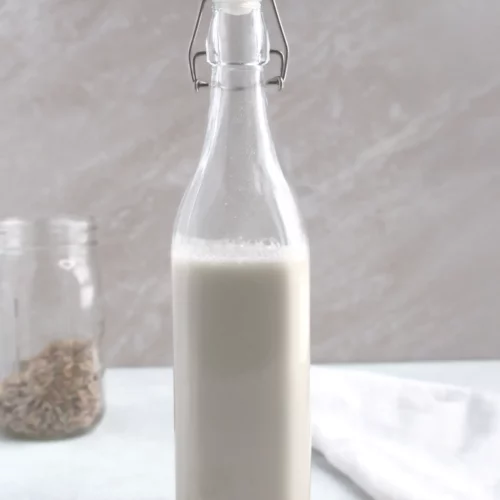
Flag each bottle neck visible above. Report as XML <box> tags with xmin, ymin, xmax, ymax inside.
<box><xmin>201</xmin><ymin>6</ymin><xmax>275</xmax><ymax>172</ymax></box>
<box><xmin>202</xmin><ymin>65</ymin><xmax>273</xmax><ymax>170</ymax></box>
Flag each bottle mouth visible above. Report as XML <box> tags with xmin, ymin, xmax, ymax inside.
<box><xmin>0</xmin><ymin>216</ymin><xmax>97</xmax><ymax>250</ymax></box>
<box><xmin>207</xmin><ymin>0</ymin><xmax>269</xmax><ymax>68</ymax></box>
<box><xmin>213</xmin><ymin>0</ymin><xmax>262</xmax><ymax>16</ymax></box>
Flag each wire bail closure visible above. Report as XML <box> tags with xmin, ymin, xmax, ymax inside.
<box><xmin>188</xmin><ymin>0</ymin><xmax>290</xmax><ymax>92</ymax></box>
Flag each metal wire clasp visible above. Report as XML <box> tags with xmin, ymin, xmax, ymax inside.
<box><xmin>188</xmin><ymin>0</ymin><xmax>290</xmax><ymax>92</ymax></box>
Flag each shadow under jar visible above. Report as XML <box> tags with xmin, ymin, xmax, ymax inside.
<box><xmin>0</xmin><ymin>217</ymin><xmax>105</xmax><ymax>440</ymax></box>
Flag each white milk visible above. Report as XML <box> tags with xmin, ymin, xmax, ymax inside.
<box><xmin>172</xmin><ymin>240</ymin><xmax>310</xmax><ymax>500</ymax></box>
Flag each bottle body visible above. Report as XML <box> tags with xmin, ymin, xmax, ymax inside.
<box><xmin>172</xmin><ymin>4</ymin><xmax>310</xmax><ymax>500</ymax></box>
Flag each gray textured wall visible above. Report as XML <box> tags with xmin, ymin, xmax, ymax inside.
<box><xmin>1</xmin><ymin>0</ymin><xmax>499</xmax><ymax>366</ymax></box>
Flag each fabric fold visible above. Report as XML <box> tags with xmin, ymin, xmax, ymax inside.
<box><xmin>311</xmin><ymin>367</ymin><xmax>500</xmax><ymax>500</ymax></box>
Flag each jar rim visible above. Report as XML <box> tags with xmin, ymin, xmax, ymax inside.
<box><xmin>0</xmin><ymin>215</ymin><xmax>97</xmax><ymax>249</ymax></box>
<box><xmin>0</xmin><ymin>215</ymin><xmax>95</xmax><ymax>227</ymax></box>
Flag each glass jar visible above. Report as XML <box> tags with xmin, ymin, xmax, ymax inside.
<box><xmin>0</xmin><ymin>217</ymin><xmax>105</xmax><ymax>440</ymax></box>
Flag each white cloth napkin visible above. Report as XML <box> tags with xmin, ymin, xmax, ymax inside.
<box><xmin>311</xmin><ymin>367</ymin><xmax>500</xmax><ymax>500</ymax></box>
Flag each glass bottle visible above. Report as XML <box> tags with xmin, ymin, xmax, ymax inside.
<box><xmin>0</xmin><ymin>217</ymin><xmax>105</xmax><ymax>440</ymax></box>
<box><xmin>172</xmin><ymin>2</ymin><xmax>310</xmax><ymax>500</ymax></box>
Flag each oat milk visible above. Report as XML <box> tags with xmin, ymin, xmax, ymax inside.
<box><xmin>172</xmin><ymin>240</ymin><xmax>310</xmax><ymax>500</ymax></box>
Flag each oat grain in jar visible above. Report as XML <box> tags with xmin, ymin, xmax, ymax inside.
<box><xmin>0</xmin><ymin>217</ymin><xmax>105</xmax><ymax>440</ymax></box>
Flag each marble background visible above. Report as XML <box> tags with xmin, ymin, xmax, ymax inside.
<box><xmin>0</xmin><ymin>0</ymin><xmax>499</xmax><ymax>366</ymax></box>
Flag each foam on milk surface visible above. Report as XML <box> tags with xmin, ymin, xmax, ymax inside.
<box><xmin>172</xmin><ymin>237</ymin><xmax>308</xmax><ymax>261</ymax></box>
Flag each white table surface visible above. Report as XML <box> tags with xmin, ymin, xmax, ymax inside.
<box><xmin>1</xmin><ymin>361</ymin><xmax>499</xmax><ymax>500</ymax></box>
